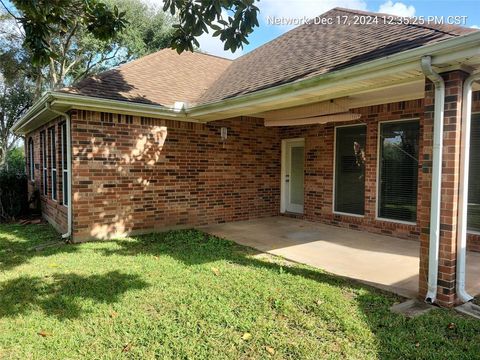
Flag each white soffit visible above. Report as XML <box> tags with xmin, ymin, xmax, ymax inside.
<box><xmin>264</xmin><ymin>112</ymin><xmax>361</xmax><ymax>127</ymax></box>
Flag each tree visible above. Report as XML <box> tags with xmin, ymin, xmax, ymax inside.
<box><xmin>4</xmin><ymin>0</ymin><xmax>128</xmax><ymax>66</ymax></box>
<box><xmin>163</xmin><ymin>0</ymin><xmax>259</xmax><ymax>53</ymax></box>
<box><xmin>0</xmin><ymin>0</ymin><xmax>128</xmax><ymax>90</ymax></box>
<box><xmin>0</xmin><ymin>80</ymin><xmax>33</xmax><ymax>167</ymax></box>
<box><xmin>0</xmin><ymin>11</ymin><xmax>34</xmax><ymax>167</ymax></box>
<box><xmin>67</xmin><ymin>0</ymin><xmax>175</xmax><ymax>87</ymax></box>
<box><xmin>0</xmin><ymin>0</ymin><xmax>175</xmax><ymax>92</ymax></box>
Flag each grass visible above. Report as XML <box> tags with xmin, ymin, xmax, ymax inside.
<box><xmin>0</xmin><ymin>224</ymin><xmax>480</xmax><ymax>359</ymax></box>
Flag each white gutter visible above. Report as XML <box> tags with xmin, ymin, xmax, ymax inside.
<box><xmin>190</xmin><ymin>31</ymin><xmax>480</xmax><ymax>118</ymax></box>
<box><xmin>47</xmin><ymin>103</ymin><xmax>72</xmax><ymax>240</ymax></box>
<box><xmin>456</xmin><ymin>72</ymin><xmax>480</xmax><ymax>303</ymax></box>
<box><xmin>12</xmin><ymin>31</ymin><xmax>480</xmax><ymax>134</ymax></box>
<box><xmin>12</xmin><ymin>91</ymin><xmax>190</xmax><ymax>135</ymax></box>
<box><xmin>420</xmin><ymin>56</ymin><xmax>445</xmax><ymax>304</ymax></box>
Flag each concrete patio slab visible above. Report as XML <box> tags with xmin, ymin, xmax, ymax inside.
<box><xmin>200</xmin><ymin>216</ymin><xmax>480</xmax><ymax>299</ymax></box>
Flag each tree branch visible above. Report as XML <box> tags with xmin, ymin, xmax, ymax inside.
<box><xmin>0</xmin><ymin>0</ymin><xmax>19</xmax><ymax>20</ymax></box>
<box><xmin>73</xmin><ymin>47</ymin><xmax>123</xmax><ymax>82</ymax></box>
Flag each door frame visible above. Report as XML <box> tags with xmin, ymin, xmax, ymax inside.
<box><xmin>280</xmin><ymin>138</ymin><xmax>305</xmax><ymax>213</ymax></box>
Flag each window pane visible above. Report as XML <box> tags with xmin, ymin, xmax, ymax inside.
<box><xmin>29</xmin><ymin>139</ymin><xmax>34</xmax><ymax>181</ymax></box>
<box><xmin>468</xmin><ymin>114</ymin><xmax>480</xmax><ymax>231</ymax></box>
<box><xmin>63</xmin><ymin>171</ymin><xmax>68</xmax><ymax>205</ymax></box>
<box><xmin>41</xmin><ymin>131</ymin><xmax>47</xmax><ymax>195</ymax></box>
<box><xmin>43</xmin><ymin>169</ymin><xmax>48</xmax><ymax>195</ymax></box>
<box><xmin>290</xmin><ymin>146</ymin><xmax>304</xmax><ymax>205</ymax></box>
<box><xmin>378</xmin><ymin>121</ymin><xmax>419</xmax><ymax>222</ymax></box>
<box><xmin>335</xmin><ymin>125</ymin><xmax>366</xmax><ymax>215</ymax></box>
<box><xmin>62</xmin><ymin>123</ymin><xmax>67</xmax><ymax>170</ymax></box>
<box><xmin>50</xmin><ymin>128</ymin><xmax>56</xmax><ymax>169</ymax></box>
<box><xmin>52</xmin><ymin>170</ymin><xmax>57</xmax><ymax>200</ymax></box>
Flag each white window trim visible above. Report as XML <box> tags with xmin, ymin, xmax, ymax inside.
<box><xmin>41</xmin><ymin>131</ymin><xmax>47</xmax><ymax>196</ymax></box>
<box><xmin>376</xmin><ymin>118</ymin><xmax>420</xmax><ymax>225</ymax></box>
<box><xmin>28</xmin><ymin>138</ymin><xmax>34</xmax><ymax>182</ymax></box>
<box><xmin>50</xmin><ymin>127</ymin><xmax>57</xmax><ymax>202</ymax></box>
<box><xmin>332</xmin><ymin>123</ymin><xmax>367</xmax><ymax>218</ymax></box>
<box><xmin>61</xmin><ymin>123</ymin><xmax>68</xmax><ymax>207</ymax></box>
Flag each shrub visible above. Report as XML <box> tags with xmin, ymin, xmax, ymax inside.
<box><xmin>5</xmin><ymin>147</ymin><xmax>25</xmax><ymax>173</ymax></box>
<box><xmin>0</xmin><ymin>154</ymin><xmax>29</xmax><ymax>221</ymax></box>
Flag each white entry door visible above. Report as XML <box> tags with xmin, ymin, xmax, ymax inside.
<box><xmin>282</xmin><ymin>139</ymin><xmax>305</xmax><ymax>214</ymax></box>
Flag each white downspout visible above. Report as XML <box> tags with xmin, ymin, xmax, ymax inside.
<box><xmin>421</xmin><ymin>56</ymin><xmax>445</xmax><ymax>303</ymax></box>
<box><xmin>47</xmin><ymin>104</ymin><xmax>72</xmax><ymax>240</ymax></box>
<box><xmin>456</xmin><ymin>72</ymin><xmax>480</xmax><ymax>303</ymax></box>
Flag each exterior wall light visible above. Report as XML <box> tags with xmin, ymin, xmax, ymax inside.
<box><xmin>221</xmin><ymin>127</ymin><xmax>228</xmax><ymax>142</ymax></box>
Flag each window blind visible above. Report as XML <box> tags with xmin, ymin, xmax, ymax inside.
<box><xmin>334</xmin><ymin>125</ymin><xmax>366</xmax><ymax>215</ymax></box>
<box><xmin>378</xmin><ymin>120</ymin><xmax>419</xmax><ymax>222</ymax></box>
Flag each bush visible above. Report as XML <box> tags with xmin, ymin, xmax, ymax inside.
<box><xmin>0</xmin><ymin>149</ymin><xmax>29</xmax><ymax>221</ymax></box>
<box><xmin>5</xmin><ymin>147</ymin><xmax>25</xmax><ymax>174</ymax></box>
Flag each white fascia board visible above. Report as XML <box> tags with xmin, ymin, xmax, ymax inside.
<box><xmin>51</xmin><ymin>92</ymin><xmax>189</xmax><ymax>120</ymax></box>
<box><xmin>13</xmin><ymin>92</ymin><xmax>192</xmax><ymax>135</ymax></box>
<box><xmin>13</xmin><ymin>31</ymin><xmax>480</xmax><ymax>134</ymax></box>
<box><xmin>188</xmin><ymin>31</ymin><xmax>480</xmax><ymax>119</ymax></box>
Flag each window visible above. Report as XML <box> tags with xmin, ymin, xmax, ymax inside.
<box><xmin>378</xmin><ymin>120</ymin><xmax>419</xmax><ymax>222</ymax></box>
<box><xmin>40</xmin><ymin>131</ymin><xmax>47</xmax><ymax>195</ymax></box>
<box><xmin>28</xmin><ymin>138</ymin><xmax>34</xmax><ymax>181</ymax></box>
<box><xmin>468</xmin><ymin>113</ymin><xmax>480</xmax><ymax>232</ymax></box>
<box><xmin>61</xmin><ymin>123</ymin><xmax>68</xmax><ymax>206</ymax></box>
<box><xmin>334</xmin><ymin>125</ymin><xmax>366</xmax><ymax>215</ymax></box>
<box><xmin>49</xmin><ymin>127</ymin><xmax>57</xmax><ymax>201</ymax></box>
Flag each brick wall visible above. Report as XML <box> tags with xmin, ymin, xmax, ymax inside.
<box><xmin>26</xmin><ymin>117</ymin><xmax>68</xmax><ymax>233</ymax></box>
<box><xmin>279</xmin><ymin>99</ymin><xmax>425</xmax><ymax>240</ymax></box>
<box><xmin>70</xmin><ymin>111</ymin><xmax>280</xmax><ymax>241</ymax></box>
<box><xmin>27</xmin><ymin>91</ymin><xmax>480</xmax><ymax>259</ymax></box>
<box><xmin>418</xmin><ymin>71</ymin><xmax>468</xmax><ymax>306</ymax></box>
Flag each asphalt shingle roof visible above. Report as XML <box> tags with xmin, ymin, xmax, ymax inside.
<box><xmin>61</xmin><ymin>50</ymin><xmax>232</xmax><ymax>106</ymax></box>
<box><xmin>62</xmin><ymin>7</ymin><xmax>477</xmax><ymax>107</ymax></box>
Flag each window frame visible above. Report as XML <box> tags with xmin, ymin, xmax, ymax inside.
<box><xmin>49</xmin><ymin>126</ymin><xmax>57</xmax><ymax>201</ymax></box>
<box><xmin>40</xmin><ymin>131</ymin><xmax>47</xmax><ymax>196</ymax></box>
<box><xmin>61</xmin><ymin>122</ymin><xmax>68</xmax><ymax>207</ymax></box>
<box><xmin>28</xmin><ymin>137</ymin><xmax>34</xmax><ymax>182</ymax></box>
<box><xmin>376</xmin><ymin>118</ymin><xmax>420</xmax><ymax>225</ymax></box>
<box><xmin>467</xmin><ymin>111</ymin><xmax>480</xmax><ymax>235</ymax></box>
<box><xmin>332</xmin><ymin>123</ymin><xmax>367</xmax><ymax>218</ymax></box>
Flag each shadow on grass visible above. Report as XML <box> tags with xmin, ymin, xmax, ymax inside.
<box><xmin>2</xmin><ymin>225</ymin><xmax>480</xmax><ymax>357</ymax></box>
<box><xmin>94</xmin><ymin>229</ymin><xmax>480</xmax><ymax>358</ymax></box>
<box><xmin>0</xmin><ymin>224</ymin><xmax>79</xmax><ymax>271</ymax></box>
<box><xmin>0</xmin><ymin>271</ymin><xmax>148</xmax><ymax>319</ymax></box>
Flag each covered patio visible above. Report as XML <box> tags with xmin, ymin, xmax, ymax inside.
<box><xmin>201</xmin><ymin>217</ymin><xmax>480</xmax><ymax>299</ymax></box>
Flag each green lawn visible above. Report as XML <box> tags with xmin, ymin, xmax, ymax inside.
<box><xmin>0</xmin><ymin>224</ymin><xmax>479</xmax><ymax>359</ymax></box>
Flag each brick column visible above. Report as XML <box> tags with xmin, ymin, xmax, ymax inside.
<box><xmin>419</xmin><ymin>70</ymin><xmax>468</xmax><ymax>307</ymax></box>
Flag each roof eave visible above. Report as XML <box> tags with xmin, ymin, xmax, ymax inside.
<box><xmin>188</xmin><ymin>30</ymin><xmax>480</xmax><ymax>120</ymax></box>
<box><xmin>12</xmin><ymin>91</ymin><xmax>191</xmax><ymax>135</ymax></box>
<box><xmin>13</xmin><ymin>30</ymin><xmax>480</xmax><ymax>134</ymax></box>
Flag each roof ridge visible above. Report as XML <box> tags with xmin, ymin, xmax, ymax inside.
<box><xmin>117</xmin><ymin>48</ymin><xmax>232</xmax><ymax>72</ymax></box>
<box><xmin>332</xmin><ymin>7</ymin><xmax>469</xmax><ymax>37</ymax></box>
<box><xmin>194</xmin><ymin>50</ymin><xmax>234</xmax><ymax>62</ymax></box>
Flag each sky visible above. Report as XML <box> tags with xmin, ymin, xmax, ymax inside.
<box><xmin>192</xmin><ymin>0</ymin><xmax>480</xmax><ymax>59</ymax></box>
<box><xmin>2</xmin><ymin>0</ymin><xmax>479</xmax><ymax>60</ymax></box>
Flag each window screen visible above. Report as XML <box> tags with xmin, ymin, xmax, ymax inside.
<box><xmin>61</xmin><ymin>122</ymin><xmax>68</xmax><ymax>206</ymax></box>
<box><xmin>41</xmin><ymin>131</ymin><xmax>47</xmax><ymax>195</ymax></box>
<box><xmin>49</xmin><ymin>127</ymin><xmax>57</xmax><ymax>201</ymax></box>
<box><xmin>378</xmin><ymin>120</ymin><xmax>419</xmax><ymax>222</ymax></box>
<box><xmin>334</xmin><ymin>125</ymin><xmax>366</xmax><ymax>215</ymax></box>
<box><xmin>468</xmin><ymin>113</ymin><xmax>480</xmax><ymax>231</ymax></box>
<box><xmin>28</xmin><ymin>138</ymin><xmax>34</xmax><ymax>181</ymax></box>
